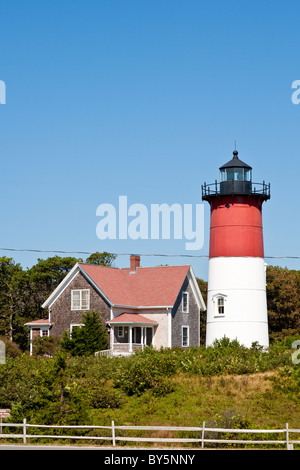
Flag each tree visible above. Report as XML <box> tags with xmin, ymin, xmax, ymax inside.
<box><xmin>197</xmin><ymin>277</ymin><xmax>207</xmax><ymax>345</ymax></box>
<box><xmin>27</xmin><ymin>256</ymin><xmax>81</xmax><ymax>319</ymax></box>
<box><xmin>266</xmin><ymin>266</ymin><xmax>300</xmax><ymax>336</ymax></box>
<box><xmin>0</xmin><ymin>257</ymin><xmax>26</xmax><ymax>342</ymax></box>
<box><xmin>61</xmin><ymin>310</ymin><xmax>108</xmax><ymax>356</ymax></box>
<box><xmin>52</xmin><ymin>352</ymin><xmax>68</xmax><ymax>415</ymax></box>
<box><xmin>85</xmin><ymin>251</ymin><xmax>116</xmax><ymax>267</ymax></box>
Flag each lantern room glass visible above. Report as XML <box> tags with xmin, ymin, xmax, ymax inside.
<box><xmin>244</xmin><ymin>169</ymin><xmax>251</xmax><ymax>181</ymax></box>
<box><xmin>220</xmin><ymin>168</ymin><xmax>252</xmax><ymax>182</ymax></box>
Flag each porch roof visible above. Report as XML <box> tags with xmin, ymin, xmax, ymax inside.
<box><xmin>25</xmin><ymin>319</ymin><xmax>52</xmax><ymax>327</ymax></box>
<box><xmin>107</xmin><ymin>313</ymin><xmax>158</xmax><ymax>326</ymax></box>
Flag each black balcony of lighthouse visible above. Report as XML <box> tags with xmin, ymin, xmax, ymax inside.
<box><xmin>202</xmin><ymin>150</ymin><xmax>270</xmax><ymax>201</ymax></box>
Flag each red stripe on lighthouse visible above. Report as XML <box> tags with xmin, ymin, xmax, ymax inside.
<box><xmin>209</xmin><ymin>196</ymin><xmax>264</xmax><ymax>258</ymax></box>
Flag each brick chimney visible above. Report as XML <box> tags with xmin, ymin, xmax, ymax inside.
<box><xmin>130</xmin><ymin>255</ymin><xmax>140</xmax><ymax>272</ymax></box>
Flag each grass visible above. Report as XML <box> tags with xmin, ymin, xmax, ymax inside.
<box><xmin>83</xmin><ymin>370</ymin><xmax>299</xmax><ymax>449</ymax></box>
<box><xmin>90</xmin><ymin>370</ymin><xmax>299</xmax><ymax>431</ymax></box>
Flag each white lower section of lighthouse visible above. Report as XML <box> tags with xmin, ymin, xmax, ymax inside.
<box><xmin>206</xmin><ymin>257</ymin><xmax>269</xmax><ymax>348</ymax></box>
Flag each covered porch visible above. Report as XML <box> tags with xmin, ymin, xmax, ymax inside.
<box><xmin>106</xmin><ymin>313</ymin><xmax>158</xmax><ymax>356</ymax></box>
<box><xmin>24</xmin><ymin>319</ymin><xmax>53</xmax><ymax>356</ymax></box>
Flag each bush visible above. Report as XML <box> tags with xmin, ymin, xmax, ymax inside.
<box><xmin>271</xmin><ymin>365</ymin><xmax>300</xmax><ymax>403</ymax></box>
<box><xmin>0</xmin><ymin>356</ymin><xmax>40</xmax><ymax>417</ymax></box>
<box><xmin>1</xmin><ymin>336</ymin><xmax>299</xmax><ymax>427</ymax></box>
<box><xmin>269</xmin><ymin>328</ymin><xmax>300</xmax><ymax>344</ymax></box>
<box><xmin>0</xmin><ymin>336</ymin><xmax>22</xmax><ymax>358</ymax></box>
<box><xmin>113</xmin><ymin>349</ymin><xmax>176</xmax><ymax>396</ymax></box>
<box><xmin>33</xmin><ymin>336</ymin><xmax>60</xmax><ymax>357</ymax></box>
<box><xmin>60</xmin><ymin>310</ymin><xmax>108</xmax><ymax>356</ymax></box>
<box><xmin>88</xmin><ymin>383</ymin><xmax>124</xmax><ymax>409</ymax></box>
<box><xmin>205</xmin><ymin>408</ymin><xmax>253</xmax><ymax>448</ymax></box>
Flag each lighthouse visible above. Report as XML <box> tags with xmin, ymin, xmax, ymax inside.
<box><xmin>202</xmin><ymin>150</ymin><xmax>270</xmax><ymax>348</ymax></box>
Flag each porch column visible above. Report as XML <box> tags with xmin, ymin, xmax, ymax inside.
<box><xmin>29</xmin><ymin>328</ymin><xmax>33</xmax><ymax>356</ymax></box>
<box><xmin>129</xmin><ymin>326</ymin><xmax>133</xmax><ymax>352</ymax></box>
<box><xmin>141</xmin><ymin>327</ymin><xmax>144</xmax><ymax>350</ymax></box>
<box><xmin>110</xmin><ymin>325</ymin><xmax>115</xmax><ymax>351</ymax></box>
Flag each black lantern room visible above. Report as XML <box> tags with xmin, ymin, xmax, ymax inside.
<box><xmin>219</xmin><ymin>150</ymin><xmax>252</xmax><ymax>195</ymax></box>
<box><xmin>202</xmin><ymin>150</ymin><xmax>270</xmax><ymax>201</ymax></box>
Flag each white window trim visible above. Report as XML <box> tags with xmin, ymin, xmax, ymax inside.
<box><xmin>212</xmin><ymin>293</ymin><xmax>227</xmax><ymax>318</ymax></box>
<box><xmin>182</xmin><ymin>325</ymin><xmax>189</xmax><ymax>347</ymax></box>
<box><xmin>31</xmin><ymin>327</ymin><xmax>50</xmax><ymax>339</ymax></box>
<box><xmin>182</xmin><ymin>291</ymin><xmax>189</xmax><ymax>313</ymax></box>
<box><xmin>70</xmin><ymin>323</ymin><xmax>84</xmax><ymax>338</ymax></box>
<box><xmin>217</xmin><ymin>297</ymin><xmax>225</xmax><ymax>315</ymax></box>
<box><xmin>71</xmin><ymin>289</ymin><xmax>90</xmax><ymax>311</ymax></box>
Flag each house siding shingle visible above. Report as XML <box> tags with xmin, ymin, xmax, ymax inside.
<box><xmin>49</xmin><ymin>271</ymin><xmax>111</xmax><ymax>338</ymax></box>
<box><xmin>171</xmin><ymin>277</ymin><xmax>200</xmax><ymax>347</ymax></box>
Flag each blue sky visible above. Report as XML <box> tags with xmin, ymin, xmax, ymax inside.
<box><xmin>0</xmin><ymin>0</ymin><xmax>299</xmax><ymax>280</ymax></box>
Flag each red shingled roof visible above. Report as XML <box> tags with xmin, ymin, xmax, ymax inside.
<box><xmin>108</xmin><ymin>313</ymin><xmax>158</xmax><ymax>324</ymax></box>
<box><xmin>25</xmin><ymin>319</ymin><xmax>52</xmax><ymax>326</ymax></box>
<box><xmin>79</xmin><ymin>263</ymin><xmax>190</xmax><ymax>307</ymax></box>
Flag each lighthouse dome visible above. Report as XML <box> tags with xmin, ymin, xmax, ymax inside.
<box><xmin>220</xmin><ymin>150</ymin><xmax>252</xmax><ymax>169</ymax></box>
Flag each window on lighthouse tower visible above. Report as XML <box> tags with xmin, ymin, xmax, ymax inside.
<box><xmin>217</xmin><ymin>297</ymin><xmax>225</xmax><ymax>314</ymax></box>
<box><xmin>212</xmin><ymin>294</ymin><xmax>227</xmax><ymax>316</ymax></box>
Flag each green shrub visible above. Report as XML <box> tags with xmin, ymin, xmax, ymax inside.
<box><xmin>88</xmin><ymin>383</ymin><xmax>124</xmax><ymax>409</ymax></box>
<box><xmin>205</xmin><ymin>408</ymin><xmax>253</xmax><ymax>448</ymax></box>
<box><xmin>60</xmin><ymin>310</ymin><xmax>108</xmax><ymax>356</ymax></box>
<box><xmin>0</xmin><ymin>336</ymin><xmax>22</xmax><ymax>358</ymax></box>
<box><xmin>113</xmin><ymin>349</ymin><xmax>176</xmax><ymax>396</ymax></box>
<box><xmin>1</xmin><ymin>335</ymin><xmax>299</xmax><ymax>428</ymax></box>
<box><xmin>32</xmin><ymin>336</ymin><xmax>60</xmax><ymax>357</ymax></box>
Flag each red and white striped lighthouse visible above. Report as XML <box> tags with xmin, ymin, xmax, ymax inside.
<box><xmin>202</xmin><ymin>150</ymin><xmax>270</xmax><ymax>348</ymax></box>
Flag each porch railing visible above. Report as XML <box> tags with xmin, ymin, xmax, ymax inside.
<box><xmin>95</xmin><ymin>343</ymin><xmax>145</xmax><ymax>357</ymax></box>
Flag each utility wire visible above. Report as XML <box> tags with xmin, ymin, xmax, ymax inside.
<box><xmin>0</xmin><ymin>247</ymin><xmax>298</xmax><ymax>260</ymax></box>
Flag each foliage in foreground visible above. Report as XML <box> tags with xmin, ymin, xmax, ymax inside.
<box><xmin>0</xmin><ymin>336</ymin><xmax>299</xmax><ymax>428</ymax></box>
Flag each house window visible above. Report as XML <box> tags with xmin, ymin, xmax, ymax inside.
<box><xmin>117</xmin><ymin>326</ymin><xmax>124</xmax><ymax>338</ymax></box>
<box><xmin>70</xmin><ymin>324</ymin><xmax>84</xmax><ymax>337</ymax></box>
<box><xmin>217</xmin><ymin>297</ymin><xmax>225</xmax><ymax>315</ymax></box>
<box><xmin>182</xmin><ymin>326</ymin><xmax>189</xmax><ymax>347</ymax></box>
<box><xmin>71</xmin><ymin>289</ymin><xmax>90</xmax><ymax>310</ymax></box>
<box><xmin>41</xmin><ymin>329</ymin><xmax>49</xmax><ymax>337</ymax></box>
<box><xmin>182</xmin><ymin>292</ymin><xmax>189</xmax><ymax>313</ymax></box>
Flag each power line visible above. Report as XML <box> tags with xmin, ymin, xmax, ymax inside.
<box><xmin>0</xmin><ymin>248</ymin><xmax>93</xmax><ymax>255</ymax></box>
<box><xmin>0</xmin><ymin>248</ymin><xmax>209</xmax><ymax>257</ymax></box>
<box><xmin>0</xmin><ymin>247</ymin><xmax>298</xmax><ymax>260</ymax></box>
